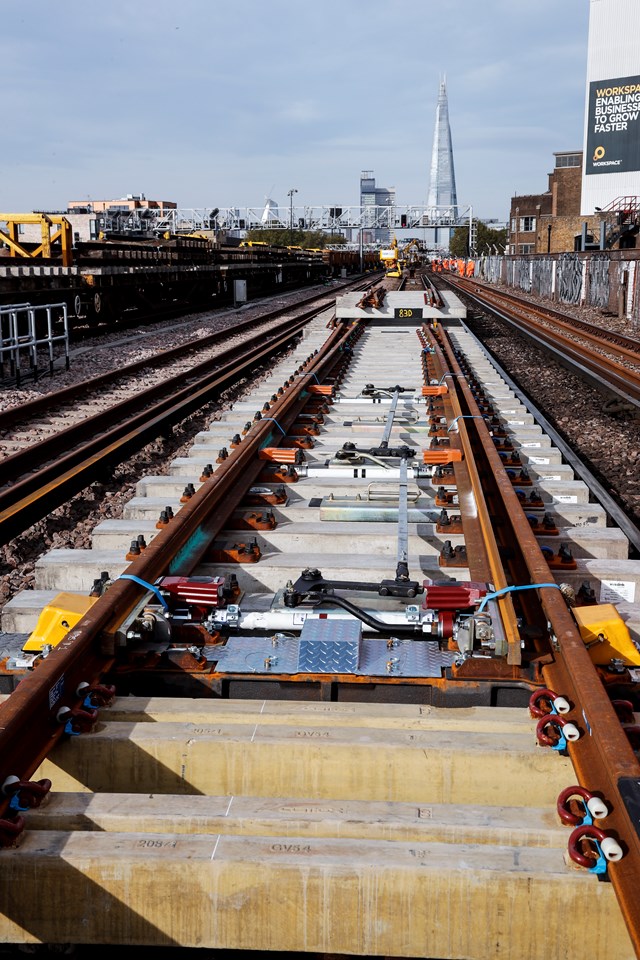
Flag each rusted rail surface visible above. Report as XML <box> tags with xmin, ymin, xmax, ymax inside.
<box><xmin>431</xmin><ymin>321</ymin><xmax>640</xmax><ymax>949</ymax></box>
<box><xmin>0</xmin><ymin>313</ymin><xmax>312</xmax><ymax>545</ymax></box>
<box><xmin>0</xmin><ymin>280</ymin><xmax>367</xmax><ymax>434</ymax></box>
<box><xmin>452</xmin><ymin>274</ymin><xmax>640</xmax><ymax>358</ymax></box>
<box><xmin>0</xmin><ymin>318</ymin><xmax>356</xmax><ymax>803</ymax></box>
<box><xmin>447</xmin><ymin>275</ymin><xmax>640</xmax><ymax>404</ymax></box>
<box><xmin>0</xmin><ymin>281</ymin><xmax>374</xmax><ymax>546</ymax></box>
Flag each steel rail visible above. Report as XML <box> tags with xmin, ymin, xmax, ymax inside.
<box><xmin>449</xmin><ymin>280</ymin><xmax>640</xmax><ymax>407</ymax></box>
<box><xmin>0</xmin><ymin>309</ymin><xmax>333</xmax><ymax>546</ymax></box>
<box><xmin>434</xmin><ymin>321</ymin><xmax>640</xmax><ymax>955</ymax></box>
<box><xmin>451</xmin><ymin>275</ymin><xmax>640</xmax><ymax>357</ymax></box>
<box><xmin>460</xmin><ymin>321</ymin><xmax>640</xmax><ymax>557</ymax></box>
<box><xmin>0</xmin><ymin>319</ymin><xmax>357</xmax><ymax>816</ymax></box>
<box><xmin>422</xmin><ymin>324</ymin><xmax>522</xmax><ymax>663</ymax></box>
<box><xmin>0</xmin><ymin>279</ymin><xmax>369</xmax><ymax>433</ymax></box>
<box><xmin>0</xmin><ymin>305</ymin><xmax>321</xmax><ymax>485</ymax></box>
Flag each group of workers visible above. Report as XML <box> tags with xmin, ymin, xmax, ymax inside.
<box><xmin>430</xmin><ymin>257</ymin><xmax>475</xmax><ymax>277</ymax></box>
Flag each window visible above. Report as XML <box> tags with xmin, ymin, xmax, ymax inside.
<box><xmin>518</xmin><ymin>243</ymin><xmax>534</xmax><ymax>254</ymax></box>
<box><xmin>519</xmin><ymin>217</ymin><xmax>536</xmax><ymax>232</ymax></box>
<box><xmin>555</xmin><ymin>154</ymin><xmax>581</xmax><ymax>168</ymax></box>
<box><xmin>510</xmin><ymin>218</ymin><xmax>516</xmax><ymax>232</ymax></box>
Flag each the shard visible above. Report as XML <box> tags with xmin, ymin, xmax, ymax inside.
<box><xmin>427</xmin><ymin>77</ymin><xmax>458</xmax><ymax>220</ymax></box>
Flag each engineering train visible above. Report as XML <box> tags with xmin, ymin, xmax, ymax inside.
<box><xmin>0</xmin><ymin>231</ymin><xmax>381</xmax><ymax>331</ymax></box>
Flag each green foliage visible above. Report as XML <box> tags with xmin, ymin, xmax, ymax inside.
<box><xmin>449</xmin><ymin>222</ymin><xmax>508</xmax><ymax>257</ymax></box>
<box><xmin>245</xmin><ymin>228</ymin><xmax>346</xmax><ymax>248</ymax></box>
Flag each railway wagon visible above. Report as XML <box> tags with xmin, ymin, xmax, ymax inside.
<box><xmin>0</xmin><ymin>233</ymin><xmax>330</xmax><ymax>332</ymax></box>
<box><xmin>322</xmin><ymin>247</ymin><xmax>380</xmax><ymax>275</ymax></box>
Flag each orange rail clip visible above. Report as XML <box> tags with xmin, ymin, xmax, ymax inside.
<box><xmin>308</xmin><ymin>384</ymin><xmax>334</xmax><ymax>397</ymax></box>
<box><xmin>259</xmin><ymin>447</ymin><xmax>303</xmax><ymax>464</ymax></box>
<box><xmin>422</xmin><ymin>385</ymin><xmax>448</xmax><ymax>397</ymax></box>
<box><xmin>423</xmin><ymin>450</ymin><xmax>463</xmax><ymax>465</ymax></box>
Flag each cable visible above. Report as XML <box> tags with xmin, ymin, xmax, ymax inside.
<box><xmin>307</xmin><ymin>592</ymin><xmax>420</xmax><ymax>635</ymax></box>
<box><xmin>477</xmin><ymin>582</ymin><xmax>561</xmax><ymax>613</ymax></box>
<box><xmin>117</xmin><ymin>574</ymin><xmax>170</xmax><ymax>611</ymax></box>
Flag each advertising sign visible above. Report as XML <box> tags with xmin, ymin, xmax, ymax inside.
<box><xmin>585</xmin><ymin>73</ymin><xmax>640</xmax><ymax>175</ymax></box>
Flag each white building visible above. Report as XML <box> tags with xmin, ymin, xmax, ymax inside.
<box><xmin>581</xmin><ymin>0</ymin><xmax>640</xmax><ymax>214</ymax></box>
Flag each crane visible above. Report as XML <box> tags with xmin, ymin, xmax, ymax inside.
<box><xmin>379</xmin><ymin>236</ymin><xmax>423</xmax><ymax>278</ymax></box>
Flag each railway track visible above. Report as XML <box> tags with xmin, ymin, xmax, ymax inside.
<box><xmin>1</xmin><ymin>278</ymin><xmax>640</xmax><ymax>958</ymax></box>
<box><xmin>446</xmin><ymin>275</ymin><xmax>640</xmax><ymax>408</ymax></box>
<box><xmin>0</xmin><ymin>279</ymin><xmax>370</xmax><ymax>546</ymax></box>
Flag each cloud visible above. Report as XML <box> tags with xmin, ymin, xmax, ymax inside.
<box><xmin>278</xmin><ymin>100</ymin><xmax>323</xmax><ymax>124</ymax></box>
<box><xmin>1</xmin><ymin>0</ymin><xmax>592</xmax><ymax>218</ymax></box>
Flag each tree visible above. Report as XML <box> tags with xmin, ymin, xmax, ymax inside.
<box><xmin>245</xmin><ymin>228</ymin><xmax>346</xmax><ymax>248</ymax></box>
<box><xmin>449</xmin><ymin>221</ymin><xmax>508</xmax><ymax>257</ymax></box>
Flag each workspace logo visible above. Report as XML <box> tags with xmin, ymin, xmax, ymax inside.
<box><xmin>592</xmin><ymin>146</ymin><xmax>622</xmax><ymax>167</ymax></box>
<box><xmin>586</xmin><ymin>74</ymin><xmax>640</xmax><ymax>175</ymax></box>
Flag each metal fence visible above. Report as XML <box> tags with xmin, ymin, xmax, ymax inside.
<box><xmin>475</xmin><ymin>252</ymin><xmax>639</xmax><ymax>320</ymax></box>
<box><xmin>0</xmin><ymin>302</ymin><xmax>69</xmax><ymax>386</ymax></box>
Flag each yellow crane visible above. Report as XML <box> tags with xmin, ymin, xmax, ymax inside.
<box><xmin>379</xmin><ymin>237</ymin><xmax>401</xmax><ymax>277</ymax></box>
<box><xmin>379</xmin><ymin>236</ymin><xmax>422</xmax><ymax>278</ymax></box>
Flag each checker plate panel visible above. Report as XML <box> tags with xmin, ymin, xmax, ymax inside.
<box><xmin>209</xmin><ymin>634</ymin><xmax>455</xmax><ymax>678</ymax></box>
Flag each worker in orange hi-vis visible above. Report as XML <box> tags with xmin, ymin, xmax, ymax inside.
<box><xmin>466</xmin><ymin>259</ymin><xmax>474</xmax><ymax>277</ymax></box>
<box><xmin>458</xmin><ymin>259</ymin><xmax>465</xmax><ymax>276</ymax></box>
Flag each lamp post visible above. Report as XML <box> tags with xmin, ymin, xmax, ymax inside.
<box><xmin>287</xmin><ymin>188</ymin><xmax>298</xmax><ymax>238</ymax></box>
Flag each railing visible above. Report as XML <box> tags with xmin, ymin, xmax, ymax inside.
<box><xmin>132</xmin><ymin>204</ymin><xmax>474</xmax><ymax>235</ymax></box>
<box><xmin>600</xmin><ymin>196</ymin><xmax>640</xmax><ymax>216</ymax></box>
<box><xmin>0</xmin><ymin>302</ymin><xmax>69</xmax><ymax>386</ymax></box>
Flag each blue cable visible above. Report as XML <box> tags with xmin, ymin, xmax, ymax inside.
<box><xmin>260</xmin><ymin>417</ymin><xmax>286</xmax><ymax>435</ymax></box>
<box><xmin>477</xmin><ymin>582</ymin><xmax>561</xmax><ymax>613</ymax></box>
<box><xmin>118</xmin><ymin>574</ymin><xmax>169</xmax><ymax>611</ymax></box>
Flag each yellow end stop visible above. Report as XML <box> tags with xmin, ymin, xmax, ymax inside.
<box><xmin>572</xmin><ymin>603</ymin><xmax>640</xmax><ymax>666</ymax></box>
<box><xmin>22</xmin><ymin>593</ymin><xmax>97</xmax><ymax>652</ymax></box>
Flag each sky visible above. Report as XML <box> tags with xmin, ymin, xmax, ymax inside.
<box><xmin>2</xmin><ymin>0</ymin><xmax>591</xmax><ymax>221</ymax></box>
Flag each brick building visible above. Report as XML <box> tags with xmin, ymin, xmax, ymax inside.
<box><xmin>67</xmin><ymin>194</ymin><xmax>176</xmax><ymax>214</ymax></box>
<box><xmin>508</xmin><ymin>151</ymin><xmax>609</xmax><ymax>253</ymax></box>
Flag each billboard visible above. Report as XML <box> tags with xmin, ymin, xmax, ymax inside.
<box><xmin>585</xmin><ymin>74</ymin><xmax>640</xmax><ymax>176</ymax></box>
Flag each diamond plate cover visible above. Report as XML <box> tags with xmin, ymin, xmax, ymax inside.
<box><xmin>211</xmin><ymin>634</ymin><xmax>455</xmax><ymax>679</ymax></box>
<box><xmin>298</xmin><ymin>618</ymin><xmax>362</xmax><ymax>673</ymax></box>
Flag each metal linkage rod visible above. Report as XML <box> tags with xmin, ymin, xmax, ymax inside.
<box><xmin>395</xmin><ymin>458</ymin><xmax>410</xmax><ymax>581</ymax></box>
<box><xmin>381</xmin><ymin>388</ymin><xmax>400</xmax><ymax>448</ymax></box>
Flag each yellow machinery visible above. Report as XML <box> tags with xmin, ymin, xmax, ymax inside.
<box><xmin>0</xmin><ymin>213</ymin><xmax>73</xmax><ymax>266</ymax></box>
<box><xmin>379</xmin><ymin>237</ymin><xmax>401</xmax><ymax>278</ymax></box>
<box><xmin>379</xmin><ymin>237</ymin><xmax>422</xmax><ymax>279</ymax></box>
<box><xmin>572</xmin><ymin>603</ymin><xmax>640</xmax><ymax>666</ymax></box>
<box><xmin>22</xmin><ymin>592</ymin><xmax>97</xmax><ymax>653</ymax></box>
